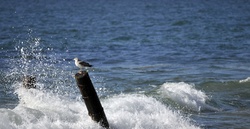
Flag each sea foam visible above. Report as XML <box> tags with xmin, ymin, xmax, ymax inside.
<box><xmin>0</xmin><ymin>83</ymin><xmax>200</xmax><ymax>129</ymax></box>
<box><xmin>158</xmin><ymin>82</ymin><xmax>218</xmax><ymax>112</ymax></box>
<box><xmin>239</xmin><ymin>77</ymin><xmax>250</xmax><ymax>83</ymax></box>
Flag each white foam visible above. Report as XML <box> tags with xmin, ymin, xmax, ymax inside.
<box><xmin>103</xmin><ymin>94</ymin><xmax>199</xmax><ymax>129</ymax></box>
<box><xmin>158</xmin><ymin>82</ymin><xmax>218</xmax><ymax>112</ymax></box>
<box><xmin>0</xmin><ymin>83</ymin><xmax>200</xmax><ymax>129</ymax></box>
<box><xmin>239</xmin><ymin>77</ymin><xmax>250</xmax><ymax>83</ymax></box>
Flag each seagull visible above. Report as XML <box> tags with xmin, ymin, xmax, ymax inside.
<box><xmin>74</xmin><ymin>58</ymin><xmax>92</xmax><ymax>70</ymax></box>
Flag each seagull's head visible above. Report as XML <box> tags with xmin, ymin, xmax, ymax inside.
<box><xmin>73</xmin><ymin>58</ymin><xmax>79</xmax><ymax>61</ymax></box>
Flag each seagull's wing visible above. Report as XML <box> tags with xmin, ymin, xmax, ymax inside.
<box><xmin>79</xmin><ymin>60</ymin><xmax>92</xmax><ymax>67</ymax></box>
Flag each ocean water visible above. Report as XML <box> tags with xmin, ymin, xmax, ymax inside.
<box><xmin>1</xmin><ymin>0</ymin><xmax>250</xmax><ymax>128</ymax></box>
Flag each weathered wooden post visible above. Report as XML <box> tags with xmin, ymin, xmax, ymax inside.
<box><xmin>23</xmin><ymin>75</ymin><xmax>36</xmax><ymax>89</ymax></box>
<box><xmin>75</xmin><ymin>71</ymin><xmax>109</xmax><ymax>129</ymax></box>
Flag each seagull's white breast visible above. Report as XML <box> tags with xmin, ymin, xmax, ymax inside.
<box><xmin>75</xmin><ymin>60</ymin><xmax>84</xmax><ymax>68</ymax></box>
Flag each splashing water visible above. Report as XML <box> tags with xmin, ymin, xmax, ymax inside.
<box><xmin>239</xmin><ymin>77</ymin><xmax>250</xmax><ymax>83</ymax></box>
<box><xmin>1</xmin><ymin>86</ymin><xmax>200</xmax><ymax>129</ymax></box>
<box><xmin>5</xmin><ymin>35</ymin><xmax>77</xmax><ymax>98</ymax></box>
<box><xmin>158</xmin><ymin>82</ymin><xmax>219</xmax><ymax>112</ymax></box>
<box><xmin>1</xmin><ymin>36</ymin><xmax>201</xmax><ymax>129</ymax></box>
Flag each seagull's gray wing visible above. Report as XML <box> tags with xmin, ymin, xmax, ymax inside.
<box><xmin>79</xmin><ymin>60</ymin><xmax>92</xmax><ymax>67</ymax></box>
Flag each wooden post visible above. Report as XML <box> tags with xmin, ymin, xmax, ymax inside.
<box><xmin>23</xmin><ymin>75</ymin><xmax>36</xmax><ymax>89</ymax></box>
<box><xmin>75</xmin><ymin>71</ymin><xmax>109</xmax><ymax>129</ymax></box>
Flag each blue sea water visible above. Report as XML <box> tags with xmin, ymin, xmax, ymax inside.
<box><xmin>1</xmin><ymin>0</ymin><xmax>250</xmax><ymax>128</ymax></box>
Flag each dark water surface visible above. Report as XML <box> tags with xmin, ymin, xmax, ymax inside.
<box><xmin>1</xmin><ymin>0</ymin><xmax>250</xmax><ymax>128</ymax></box>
